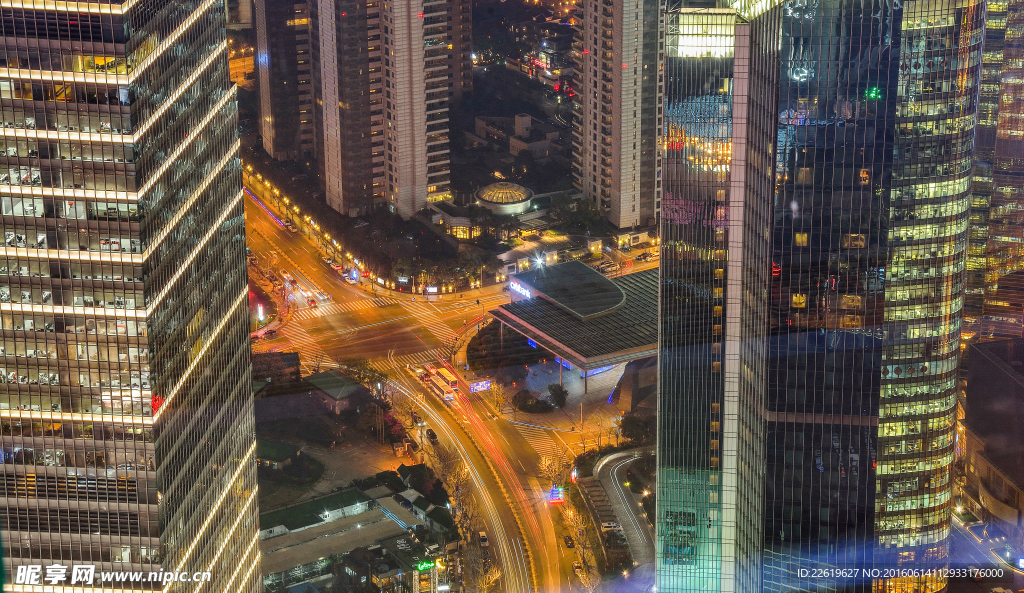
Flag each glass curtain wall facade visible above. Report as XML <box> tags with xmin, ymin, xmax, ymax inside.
<box><xmin>0</xmin><ymin>0</ymin><xmax>260</xmax><ymax>590</ymax></box>
<box><xmin>658</xmin><ymin>7</ymin><xmax>779</xmax><ymax>592</ymax></box>
<box><xmin>658</xmin><ymin>0</ymin><xmax>982</xmax><ymax>589</ymax></box>
<box><xmin>970</xmin><ymin>0</ymin><xmax>1024</xmax><ymax>328</ymax></box>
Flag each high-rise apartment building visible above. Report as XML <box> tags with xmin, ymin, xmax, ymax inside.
<box><xmin>310</xmin><ymin>0</ymin><xmax>387</xmax><ymax>216</ymax></box>
<box><xmin>383</xmin><ymin>0</ymin><xmax>456</xmax><ymax>219</ymax></box>
<box><xmin>965</xmin><ymin>0</ymin><xmax>1024</xmax><ymax>320</ymax></box>
<box><xmin>0</xmin><ymin>0</ymin><xmax>260</xmax><ymax>590</ymax></box>
<box><xmin>572</xmin><ymin>0</ymin><xmax>663</xmax><ymax>229</ymax></box>
<box><xmin>256</xmin><ymin>0</ymin><xmax>315</xmax><ymax>161</ymax></box>
<box><xmin>305</xmin><ymin>0</ymin><xmax>467</xmax><ymax>218</ymax></box>
<box><xmin>228</xmin><ymin>0</ymin><xmax>255</xmax><ymax>29</ymax></box>
<box><xmin>658</xmin><ymin>0</ymin><xmax>983</xmax><ymax>591</ymax></box>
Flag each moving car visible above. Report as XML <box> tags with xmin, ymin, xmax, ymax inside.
<box><xmin>263</xmin><ymin>329</ymin><xmax>277</xmax><ymax>338</ymax></box>
<box><xmin>284</xmin><ymin>222</ymin><xmax>298</xmax><ymax>233</ymax></box>
<box><xmin>306</xmin><ymin>298</ymin><xmax>317</xmax><ymax>307</ymax></box>
<box><xmin>426</xmin><ymin>428</ymin><xmax>438</xmax><ymax>444</ymax></box>
<box><xmin>636</xmin><ymin>252</ymin><xmax>657</xmax><ymax>262</ymax></box>
<box><xmin>563</xmin><ymin>535</ymin><xmax>575</xmax><ymax>548</ymax></box>
<box><xmin>572</xmin><ymin>561</ymin><xmax>585</xmax><ymax>578</ymax></box>
<box><xmin>478</xmin><ymin>531</ymin><xmax>489</xmax><ymax>547</ymax></box>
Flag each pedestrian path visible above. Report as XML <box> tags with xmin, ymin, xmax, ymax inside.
<box><xmin>276</xmin><ymin>323</ymin><xmax>326</xmax><ymax>372</ymax></box>
<box><xmin>291</xmin><ymin>297</ymin><xmax>398</xmax><ymax>321</ymax></box>
<box><xmin>513</xmin><ymin>423</ymin><xmax>566</xmax><ymax>460</ymax></box>
<box><xmin>399</xmin><ymin>300</ymin><xmax>454</xmax><ymax>341</ymax></box>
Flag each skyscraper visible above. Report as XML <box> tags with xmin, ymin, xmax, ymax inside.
<box><xmin>658</xmin><ymin>0</ymin><xmax>983</xmax><ymax>591</ymax></box>
<box><xmin>966</xmin><ymin>0</ymin><xmax>1024</xmax><ymax>322</ymax></box>
<box><xmin>572</xmin><ymin>0</ymin><xmax>664</xmax><ymax>229</ymax></box>
<box><xmin>0</xmin><ymin>0</ymin><xmax>260</xmax><ymax>589</ymax></box>
<box><xmin>310</xmin><ymin>0</ymin><xmax>387</xmax><ymax>216</ymax></box>
<box><xmin>256</xmin><ymin>0</ymin><xmax>315</xmax><ymax>162</ymax></box>
<box><xmin>383</xmin><ymin>0</ymin><xmax>457</xmax><ymax>218</ymax></box>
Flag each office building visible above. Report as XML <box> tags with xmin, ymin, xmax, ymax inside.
<box><xmin>256</xmin><ymin>0</ymin><xmax>315</xmax><ymax>161</ymax></box>
<box><xmin>309</xmin><ymin>0</ymin><xmax>387</xmax><ymax>216</ymax></box>
<box><xmin>0</xmin><ymin>0</ymin><xmax>260</xmax><ymax>590</ymax></box>
<box><xmin>658</xmin><ymin>0</ymin><xmax>983</xmax><ymax>591</ymax></box>
<box><xmin>572</xmin><ymin>0</ymin><xmax>663</xmax><ymax>229</ymax></box>
<box><xmin>965</xmin><ymin>0</ymin><xmax>1024</xmax><ymax>318</ymax></box>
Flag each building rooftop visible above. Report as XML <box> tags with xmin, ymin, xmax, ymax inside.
<box><xmin>476</xmin><ymin>182</ymin><xmax>534</xmax><ymax>205</ymax></box>
<box><xmin>377</xmin><ymin>533</ymin><xmax>431</xmax><ymax>573</ymax></box>
<box><xmin>305</xmin><ymin>370</ymin><xmax>370</xmax><ymax>401</ymax></box>
<box><xmin>260</xmin><ymin>508</ymin><xmax>406</xmax><ymax>577</ymax></box>
<box><xmin>260</xmin><ymin>488</ymin><xmax>371</xmax><ymax>531</ymax></box>
<box><xmin>492</xmin><ymin>266</ymin><xmax>658</xmax><ymax>369</ymax></box>
<box><xmin>511</xmin><ymin>260</ymin><xmax>625</xmax><ymax>320</ymax></box>
<box><xmin>256</xmin><ymin>439</ymin><xmax>299</xmax><ymax>462</ymax></box>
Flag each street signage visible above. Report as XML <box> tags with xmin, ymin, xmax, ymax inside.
<box><xmin>469</xmin><ymin>380</ymin><xmax>491</xmax><ymax>393</ymax></box>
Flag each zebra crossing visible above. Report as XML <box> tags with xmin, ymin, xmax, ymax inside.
<box><xmin>369</xmin><ymin>349</ymin><xmax>441</xmax><ymax>373</ymax></box>
<box><xmin>400</xmin><ymin>301</ymin><xmax>454</xmax><ymax>341</ymax></box>
<box><xmin>513</xmin><ymin>424</ymin><xmax>567</xmax><ymax>460</ymax></box>
<box><xmin>291</xmin><ymin>297</ymin><xmax>398</xmax><ymax>321</ymax></box>
<box><xmin>273</xmin><ymin>323</ymin><xmax>327</xmax><ymax>372</ymax></box>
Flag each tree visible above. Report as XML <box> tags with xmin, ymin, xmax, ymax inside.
<box><xmin>490</xmin><ymin>382</ymin><xmax>510</xmax><ymax>416</ymax></box>
<box><xmin>547</xmin><ymin>383</ymin><xmax>569</xmax><ymax>408</ymax></box>
<box><xmin>620</xmin><ymin>415</ymin><xmax>656</xmax><ymax>444</ymax></box>
<box><xmin>539</xmin><ymin>450</ymin><xmax>571</xmax><ymax>485</ymax></box>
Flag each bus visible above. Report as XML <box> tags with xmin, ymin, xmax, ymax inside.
<box><xmin>437</xmin><ymin>368</ymin><xmax>459</xmax><ymax>390</ymax></box>
<box><xmin>427</xmin><ymin>376</ymin><xmax>455</xmax><ymax>402</ymax></box>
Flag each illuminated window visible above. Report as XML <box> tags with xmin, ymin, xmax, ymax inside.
<box><xmin>710</xmin><ymin>421</ymin><xmax>720</xmax><ymax>432</ymax></box>
<box><xmin>711</xmin><ymin>403</ymin><xmax>720</xmax><ymax>414</ymax></box>
<box><xmin>711</xmin><ymin>343</ymin><xmax>721</xmax><ymax>354</ymax></box>
<box><xmin>711</xmin><ymin>439</ymin><xmax>719</xmax><ymax>450</ymax></box>
<box><xmin>286</xmin><ymin>18</ymin><xmax>309</xmax><ymax>25</ymax></box>
<box><xmin>713</xmin><ymin>324</ymin><xmax>722</xmax><ymax>335</ymax></box>
<box><xmin>796</xmin><ymin>167</ymin><xmax>812</xmax><ymax>184</ymax></box>
<box><xmin>791</xmin><ymin>293</ymin><xmax>807</xmax><ymax>308</ymax></box>
<box><xmin>713</xmin><ymin>287</ymin><xmax>723</xmax><ymax>298</ymax></box>
<box><xmin>716</xmin><ymin>189</ymin><xmax>727</xmax><ymax>202</ymax></box>
<box><xmin>859</xmin><ymin>168</ymin><xmax>871</xmax><ymax>185</ymax></box>
<box><xmin>842</xmin><ymin>233</ymin><xmax>866</xmax><ymax>248</ymax></box>
<box><xmin>714</xmin><ymin>268</ymin><xmax>724</xmax><ymax>280</ymax></box>
<box><xmin>840</xmin><ymin>294</ymin><xmax>862</xmax><ymax>309</ymax></box>
<box><xmin>710</xmin><ymin>456</ymin><xmax>719</xmax><ymax>468</ymax></box>
<box><xmin>713</xmin><ymin>306</ymin><xmax>723</xmax><ymax>317</ymax></box>
<box><xmin>712</xmin><ymin>361</ymin><xmax>721</xmax><ymax>372</ymax></box>
<box><xmin>840</xmin><ymin>315</ymin><xmax>862</xmax><ymax>329</ymax></box>
<box><xmin>794</xmin><ymin>232</ymin><xmax>808</xmax><ymax>247</ymax></box>
<box><xmin>714</xmin><ymin>249</ymin><xmax>725</xmax><ymax>260</ymax></box>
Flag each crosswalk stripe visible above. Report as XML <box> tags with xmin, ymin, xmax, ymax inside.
<box><xmin>291</xmin><ymin>297</ymin><xmax>399</xmax><ymax>321</ymax></box>
<box><xmin>399</xmin><ymin>301</ymin><xmax>453</xmax><ymax>341</ymax></box>
<box><xmin>370</xmin><ymin>349</ymin><xmax>441</xmax><ymax>373</ymax></box>
<box><xmin>514</xmin><ymin>424</ymin><xmax>565</xmax><ymax>459</ymax></box>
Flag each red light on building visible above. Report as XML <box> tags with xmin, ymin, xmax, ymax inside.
<box><xmin>583</xmin><ymin>49</ymin><xmax>589</xmax><ymax>54</ymax></box>
<box><xmin>771</xmin><ymin>262</ymin><xmax>782</xmax><ymax>277</ymax></box>
<box><xmin>418</xmin><ymin>12</ymin><xmax>424</xmax><ymax>17</ymax></box>
<box><xmin>622</xmin><ymin>63</ymin><xmax>628</xmax><ymax>68</ymax></box>
<box><xmin>152</xmin><ymin>395</ymin><xmax>165</xmax><ymax>412</ymax></box>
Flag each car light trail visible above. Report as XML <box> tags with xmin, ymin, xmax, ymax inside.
<box><xmin>245</xmin><ymin>188</ymin><xmax>286</xmax><ymax>228</ymax></box>
<box><xmin>384</xmin><ymin>358</ymin><xmax>531</xmax><ymax>592</ymax></box>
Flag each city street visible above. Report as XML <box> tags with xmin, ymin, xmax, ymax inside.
<box><xmin>245</xmin><ymin>188</ymin><xmax>569</xmax><ymax>591</ymax></box>
<box><xmin>244</xmin><ymin>181</ymin><xmax>663</xmax><ymax>591</ymax></box>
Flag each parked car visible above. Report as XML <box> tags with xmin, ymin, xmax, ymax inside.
<box><xmin>284</xmin><ymin>222</ymin><xmax>298</xmax><ymax>233</ymax></box>
<box><xmin>478</xmin><ymin>531</ymin><xmax>489</xmax><ymax>547</ymax></box>
<box><xmin>572</xmin><ymin>561</ymin><xmax>585</xmax><ymax>578</ymax></box>
<box><xmin>426</xmin><ymin>428</ymin><xmax>438</xmax><ymax>444</ymax></box>
<box><xmin>636</xmin><ymin>252</ymin><xmax>655</xmax><ymax>261</ymax></box>
<box><xmin>263</xmin><ymin>329</ymin><xmax>277</xmax><ymax>338</ymax></box>
<box><xmin>620</xmin><ymin>244</ymin><xmax>632</xmax><ymax>252</ymax></box>
<box><xmin>601</xmin><ymin>522</ymin><xmax>623</xmax><ymax>532</ymax></box>
<box><xmin>563</xmin><ymin>535</ymin><xmax>575</xmax><ymax>548</ymax></box>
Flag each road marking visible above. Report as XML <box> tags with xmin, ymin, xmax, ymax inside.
<box><xmin>513</xmin><ymin>424</ymin><xmax>565</xmax><ymax>460</ymax></box>
<box><xmin>291</xmin><ymin>297</ymin><xmax>398</xmax><ymax>320</ymax></box>
<box><xmin>369</xmin><ymin>349</ymin><xmax>440</xmax><ymax>373</ymax></box>
<box><xmin>400</xmin><ymin>300</ymin><xmax>454</xmax><ymax>341</ymax></box>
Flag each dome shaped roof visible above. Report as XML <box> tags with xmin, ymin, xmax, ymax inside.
<box><xmin>476</xmin><ymin>182</ymin><xmax>533</xmax><ymax>204</ymax></box>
